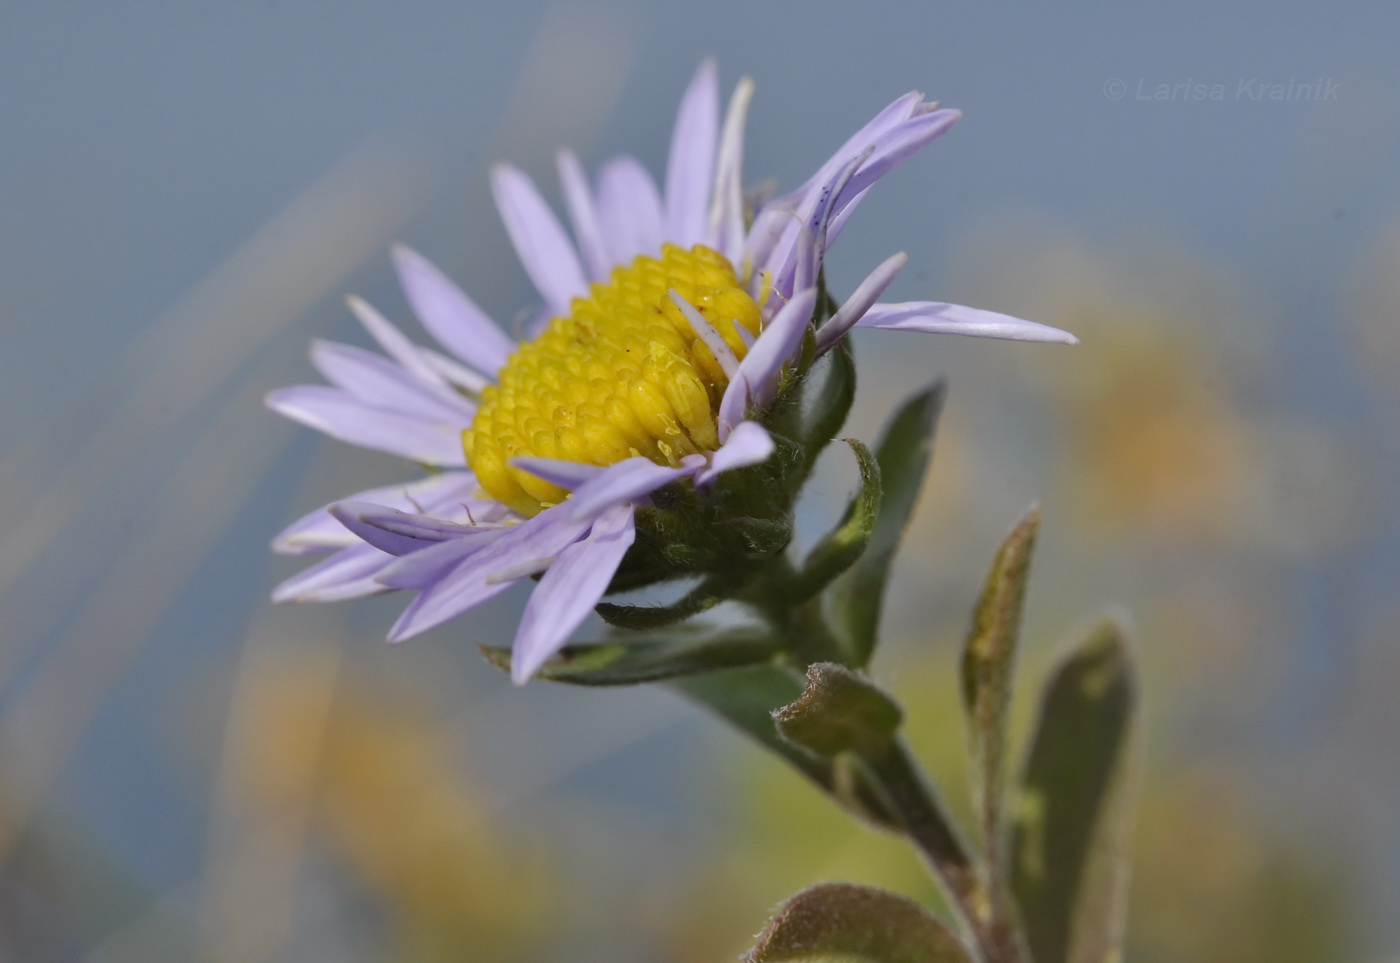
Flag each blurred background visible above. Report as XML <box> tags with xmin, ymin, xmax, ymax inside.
<box><xmin>2</xmin><ymin>2</ymin><xmax>1398</xmax><ymax>960</ymax></box>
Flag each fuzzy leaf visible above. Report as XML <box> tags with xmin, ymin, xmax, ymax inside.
<box><xmin>830</xmin><ymin>382</ymin><xmax>945</xmax><ymax>666</ymax></box>
<box><xmin>596</xmin><ymin>575</ymin><xmax>734</xmax><ymax>630</ymax></box>
<box><xmin>671</xmin><ymin>665</ymin><xmax>901</xmax><ymax>831</ymax></box>
<box><xmin>800</xmin><ymin>337</ymin><xmax>856</xmax><ymax>472</ymax></box>
<box><xmin>478</xmin><ymin>627</ymin><xmax>780</xmax><ymax>686</ymax></box>
<box><xmin>793</xmin><ymin>440</ymin><xmax>882</xmax><ymax>603</ymax></box>
<box><xmin>960</xmin><ymin>504</ymin><xmax>1041</xmax><ymax>877</ymax></box>
<box><xmin>745</xmin><ymin>882</ymin><xmax>972</xmax><ymax>963</ymax></box>
<box><xmin>774</xmin><ymin>662</ymin><xmax>901</xmax><ymax>757</ymax></box>
<box><xmin>1011</xmin><ymin>620</ymin><xmax>1137</xmax><ymax>963</ymax></box>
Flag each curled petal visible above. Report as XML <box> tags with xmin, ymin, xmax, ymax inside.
<box><xmin>272</xmin><ymin>471</ymin><xmax>483</xmax><ymax>555</ymax></box>
<box><xmin>717</xmin><ymin>287</ymin><xmax>817</xmax><ymax>438</ymax></box>
<box><xmin>710</xmin><ymin>76</ymin><xmax>755</xmax><ymax>264</ymax></box>
<box><xmin>330</xmin><ymin>502</ymin><xmax>505</xmax><ymax>557</ymax></box>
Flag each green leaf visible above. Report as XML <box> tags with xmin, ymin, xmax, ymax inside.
<box><xmin>1011</xmin><ymin>620</ymin><xmax>1137</xmax><ymax>963</ymax></box>
<box><xmin>670</xmin><ymin>665</ymin><xmax>901</xmax><ymax>831</ymax></box>
<box><xmin>794</xmin><ymin>439</ymin><xmax>882</xmax><ymax>601</ymax></box>
<box><xmin>774</xmin><ymin>662</ymin><xmax>902</xmax><ymax>757</ymax></box>
<box><xmin>478</xmin><ymin>628</ymin><xmax>781</xmax><ymax>686</ymax></box>
<box><xmin>745</xmin><ymin>882</ymin><xmax>973</xmax><ymax>963</ymax></box>
<box><xmin>829</xmin><ymin>382</ymin><xmax>946</xmax><ymax>666</ymax></box>
<box><xmin>800</xmin><ymin>337</ymin><xmax>856</xmax><ymax>473</ymax></box>
<box><xmin>960</xmin><ymin>504</ymin><xmax>1041</xmax><ymax>878</ymax></box>
<box><xmin>596</xmin><ymin>575</ymin><xmax>734</xmax><ymax>630</ymax></box>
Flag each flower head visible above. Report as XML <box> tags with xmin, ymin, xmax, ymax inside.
<box><xmin>267</xmin><ymin>61</ymin><xmax>1075</xmax><ymax>683</ymax></box>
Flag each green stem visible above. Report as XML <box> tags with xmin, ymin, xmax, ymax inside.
<box><xmin>862</xmin><ymin>738</ymin><xmax>1025</xmax><ymax>963</ymax></box>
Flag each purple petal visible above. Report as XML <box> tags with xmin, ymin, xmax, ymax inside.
<box><xmin>793</xmin><ymin>150</ymin><xmax>869</xmax><ymax>295</ymax></box>
<box><xmin>392</xmin><ymin>244</ymin><xmax>516</xmax><ymax>376</ymax></box>
<box><xmin>510</xmin><ymin>456</ymin><xmax>608</xmax><ymax>492</ymax></box>
<box><xmin>746</xmin><ymin>91</ymin><xmax>926</xmax><ymax>272</ymax></box>
<box><xmin>345</xmin><ymin>295</ymin><xmax>449</xmax><ymax>388</ymax></box>
<box><xmin>422</xmin><ymin>348</ymin><xmax>492</xmax><ymax>395</ymax></box>
<box><xmin>815</xmin><ymin>251</ymin><xmax>908</xmax><ymax>353</ymax></box>
<box><xmin>665</xmin><ymin>59</ymin><xmax>719</xmax><ymax>249</ymax></box>
<box><xmin>309</xmin><ymin>340</ymin><xmax>475</xmax><ymax>424</ymax></box>
<box><xmin>383</xmin><ymin>509</ymin><xmax>594</xmax><ymax>640</ymax></box>
<box><xmin>272</xmin><ymin>471</ymin><xmax>482</xmax><ymax>555</ymax></box>
<box><xmin>595</xmin><ymin>156</ymin><xmax>665</xmax><ymax>266</ymax></box>
<box><xmin>855</xmin><ymin>302</ymin><xmax>1080</xmax><ymax>344</ymax></box>
<box><xmin>272</xmin><ymin>541</ymin><xmax>395</xmax><ymax>603</ymax></box>
<box><xmin>709</xmin><ymin>76</ymin><xmax>754</xmax><ymax>264</ymax></box>
<box><xmin>510</xmin><ymin>503</ymin><xmax>636</xmax><ymax>683</ymax></box>
<box><xmin>670</xmin><ymin>289</ymin><xmax>738</xmax><ymax>377</ymax></box>
<box><xmin>695</xmin><ymin>421</ymin><xmax>774</xmax><ymax>485</ymax></box>
<box><xmin>717</xmin><ymin>288</ymin><xmax>817</xmax><ymax>437</ymax></box>
<box><xmin>266</xmin><ymin>385</ymin><xmax>467</xmax><ymax>466</ymax></box>
<box><xmin>490</xmin><ymin>164</ymin><xmax>588</xmax><ymax>316</ymax></box>
<box><xmin>330</xmin><ymin>502</ymin><xmax>505</xmax><ymax>557</ymax></box>
<box><xmin>565</xmin><ymin>455</ymin><xmax>706</xmax><ymax>520</ymax></box>
<box><xmin>558</xmin><ymin>150</ymin><xmax>611</xmax><ymax>282</ymax></box>
<box><xmin>769</xmin><ymin>109</ymin><xmax>961</xmax><ymax>297</ymax></box>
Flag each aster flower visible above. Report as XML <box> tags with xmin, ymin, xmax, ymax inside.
<box><xmin>267</xmin><ymin>61</ymin><xmax>1075</xmax><ymax>683</ymax></box>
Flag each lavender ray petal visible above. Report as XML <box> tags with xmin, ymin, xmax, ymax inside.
<box><xmin>383</xmin><ymin>510</ymin><xmax>594</xmax><ymax>640</ymax></box>
<box><xmin>345</xmin><ymin>295</ymin><xmax>447</xmax><ymax>387</ymax></box>
<box><xmin>745</xmin><ymin>91</ymin><xmax>925</xmax><ymax>272</ymax></box>
<box><xmin>266</xmin><ymin>385</ymin><xmax>467</xmax><ymax>466</ymax></box>
<box><xmin>815</xmin><ymin>251</ymin><xmax>908</xmax><ymax>354</ymax></box>
<box><xmin>695</xmin><ymin>421</ymin><xmax>774</xmax><ymax>486</ymax></box>
<box><xmin>855</xmin><ymin>301</ymin><xmax>1080</xmax><ymax>344</ymax></box>
<box><xmin>510</xmin><ymin>503</ymin><xmax>636</xmax><ymax>684</ymax></box>
<box><xmin>669</xmin><ymin>289</ymin><xmax>738</xmax><ymax>377</ymax></box>
<box><xmin>272</xmin><ymin>471</ymin><xmax>480</xmax><ymax>555</ymax></box>
<box><xmin>558</xmin><ymin>150</ymin><xmax>611</xmax><ymax>282</ymax></box>
<box><xmin>271</xmin><ymin>542</ymin><xmax>395</xmax><ymax>603</ymax></box>
<box><xmin>665</xmin><ymin>59</ymin><xmax>719</xmax><ymax>249</ymax></box>
<box><xmin>423</xmin><ymin>348</ymin><xmax>492</xmax><ymax>395</ymax></box>
<box><xmin>565</xmin><ymin>455</ymin><xmax>706</xmax><ymax>520</ymax></box>
<box><xmin>709</xmin><ymin>76</ymin><xmax>754</xmax><ymax>264</ymax></box>
<box><xmin>510</xmin><ymin>456</ymin><xmax>608</xmax><ymax>492</ymax></box>
<box><xmin>309</xmin><ymin>339</ymin><xmax>475</xmax><ymax>423</ymax></box>
<box><xmin>491</xmin><ymin>164</ymin><xmax>588</xmax><ymax>316</ymax></box>
<box><xmin>719</xmin><ymin>288</ymin><xmax>816</xmax><ymax>433</ymax></box>
<box><xmin>595</xmin><ymin>156</ymin><xmax>665</xmax><ymax>266</ymax></box>
<box><xmin>793</xmin><ymin>150</ymin><xmax>869</xmax><ymax>295</ymax></box>
<box><xmin>392</xmin><ymin>244</ymin><xmax>516</xmax><ymax>376</ymax></box>
<box><xmin>330</xmin><ymin>502</ymin><xmax>506</xmax><ymax>557</ymax></box>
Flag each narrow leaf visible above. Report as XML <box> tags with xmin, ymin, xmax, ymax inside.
<box><xmin>596</xmin><ymin>574</ymin><xmax>733</xmax><ymax>630</ymax></box>
<box><xmin>774</xmin><ymin>662</ymin><xmax>902</xmax><ymax>757</ymax></box>
<box><xmin>1011</xmin><ymin>620</ymin><xmax>1136</xmax><ymax>963</ymax></box>
<box><xmin>478</xmin><ymin>627</ymin><xmax>780</xmax><ymax>686</ymax></box>
<box><xmin>745</xmin><ymin>882</ymin><xmax>973</xmax><ymax>963</ymax></box>
<box><xmin>830</xmin><ymin>382</ymin><xmax>946</xmax><ymax>666</ymax></box>
<box><xmin>960</xmin><ymin>504</ymin><xmax>1041</xmax><ymax>879</ymax></box>
<box><xmin>793</xmin><ymin>439</ymin><xmax>882</xmax><ymax>601</ymax></box>
<box><xmin>800</xmin><ymin>336</ymin><xmax>856</xmax><ymax>472</ymax></box>
<box><xmin>671</xmin><ymin>665</ymin><xmax>901</xmax><ymax>831</ymax></box>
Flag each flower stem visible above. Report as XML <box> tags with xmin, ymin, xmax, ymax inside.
<box><xmin>862</xmin><ymin>738</ymin><xmax>1025</xmax><ymax>963</ymax></box>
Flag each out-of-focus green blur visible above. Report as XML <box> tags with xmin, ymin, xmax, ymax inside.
<box><xmin>2</xmin><ymin>4</ymin><xmax>1398</xmax><ymax>961</ymax></box>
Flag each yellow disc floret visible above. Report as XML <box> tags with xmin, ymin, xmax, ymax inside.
<box><xmin>464</xmin><ymin>244</ymin><xmax>763</xmax><ymax>517</ymax></box>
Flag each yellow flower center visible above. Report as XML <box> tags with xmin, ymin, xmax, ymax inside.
<box><xmin>464</xmin><ymin>244</ymin><xmax>763</xmax><ymax>516</ymax></box>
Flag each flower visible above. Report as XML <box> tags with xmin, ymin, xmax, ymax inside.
<box><xmin>268</xmin><ymin>61</ymin><xmax>1075</xmax><ymax>683</ymax></box>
